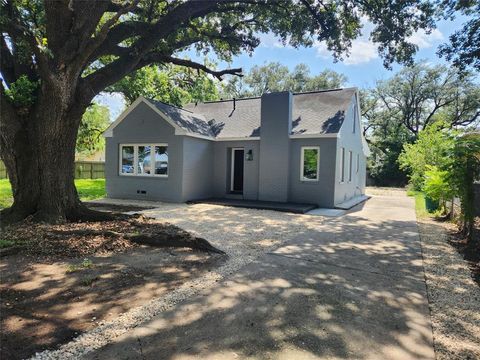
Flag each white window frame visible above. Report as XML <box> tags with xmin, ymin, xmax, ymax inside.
<box><xmin>119</xmin><ymin>143</ymin><xmax>168</xmax><ymax>177</ymax></box>
<box><xmin>348</xmin><ymin>150</ymin><xmax>353</xmax><ymax>182</ymax></box>
<box><xmin>300</xmin><ymin>146</ymin><xmax>320</xmax><ymax>182</ymax></box>
<box><xmin>340</xmin><ymin>147</ymin><xmax>345</xmax><ymax>183</ymax></box>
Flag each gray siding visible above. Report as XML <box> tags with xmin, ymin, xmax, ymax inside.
<box><xmin>289</xmin><ymin>138</ymin><xmax>337</xmax><ymax>207</ymax></box>
<box><xmin>105</xmin><ymin>102</ymin><xmax>184</xmax><ymax>202</ymax></box>
<box><xmin>182</xmin><ymin>136</ymin><xmax>214</xmax><ymax>201</ymax></box>
<box><xmin>105</xmin><ymin>92</ymin><xmax>367</xmax><ymax>208</ymax></box>
<box><xmin>258</xmin><ymin>92</ymin><xmax>292</xmax><ymax>202</ymax></box>
<box><xmin>334</xmin><ymin>96</ymin><xmax>367</xmax><ymax>205</ymax></box>
<box><xmin>213</xmin><ymin>140</ymin><xmax>260</xmax><ymax>200</ymax></box>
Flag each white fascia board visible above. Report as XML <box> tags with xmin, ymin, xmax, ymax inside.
<box><xmin>103</xmin><ymin>96</ymin><xmax>145</xmax><ymax>138</ymax></box>
<box><xmin>289</xmin><ymin>133</ymin><xmax>339</xmax><ymax>139</ymax></box>
<box><xmin>141</xmin><ymin>98</ymin><xmax>185</xmax><ymax>134</ymax></box>
<box><xmin>103</xmin><ymin>96</ymin><xmax>184</xmax><ymax>138</ymax></box>
<box><xmin>215</xmin><ymin>137</ymin><xmax>260</xmax><ymax>141</ymax></box>
<box><xmin>182</xmin><ymin>132</ymin><xmax>215</xmax><ymax>141</ymax></box>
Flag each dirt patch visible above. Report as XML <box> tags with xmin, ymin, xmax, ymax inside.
<box><xmin>446</xmin><ymin>217</ymin><xmax>480</xmax><ymax>286</ymax></box>
<box><xmin>0</xmin><ymin>216</ymin><xmax>226</xmax><ymax>359</ymax></box>
<box><xmin>0</xmin><ymin>247</ymin><xmax>225</xmax><ymax>359</ymax></box>
<box><xmin>0</xmin><ymin>216</ymin><xmax>224</xmax><ymax>260</ymax></box>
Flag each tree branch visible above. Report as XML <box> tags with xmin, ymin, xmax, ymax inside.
<box><xmin>156</xmin><ymin>56</ymin><xmax>242</xmax><ymax>80</ymax></box>
<box><xmin>83</xmin><ymin>0</ymin><xmax>229</xmax><ymax>94</ymax></box>
<box><xmin>82</xmin><ymin>0</ymin><xmax>141</xmax><ymax>65</ymax></box>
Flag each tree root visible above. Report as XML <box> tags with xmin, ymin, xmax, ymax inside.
<box><xmin>50</xmin><ymin>228</ymin><xmax>226</xmax><ymax>255</ymax></box>
<box><xmin>66</xmin><ymin>204</ymin><xmax>120</xmax><ymax>222</ymax></box>
<box><xmin>128</xmin><ymin>234</ymin><xmax>226</xmax><ymax>255</ymax></box>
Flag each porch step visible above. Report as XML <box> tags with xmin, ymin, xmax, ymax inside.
<box><xmin>188</xmin><ymin>198</ymin><xmax>317</xmax><ymax>214</ymax></box>
<box><xmin>224</xmin><ymin>193</ymin><xmax>244</xmax><ymax>200</ymax></box>
<box><xmin>335</xmin><ymin>195</ymin><xmax>370</xmax><ymax>210</ymax></box>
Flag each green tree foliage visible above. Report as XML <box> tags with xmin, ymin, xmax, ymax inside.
<box><xmin>107</xmin><ymin>63</ymin><xmax>220</xmax><ymax>106</ymax></box>
<box><xmin>363</xmin><ymin>62</ymin><xmax>479</xmax><ymax>186</ymax></box>
<box><xmin>398</xmin><ymin>121</ymin><xmax>456</xmax><ymax>190</ymax></box>
<box><xmin>4</xmin><ymin>75</ymin><xmax>39</xmax><ymax>108</ymax></box>
<box><xmin>76</xmin><ymin>104</ymin><xmax>110</xmax><ymax>156</ymax></box>
<box><xmin>445</xmin><ymin>133</ymin><xmax>480</xmax><ymax>239</ymax></box>
<box><xmin>423</xmin><ymin>165</ymin><xmax>454</xmax><ymax>209</ymax></box>
<box><xmin>437</xmin><ymin>0</ymin><xmax>480</xmax><ymax>72</ymax></box>
<box><xmin>221</xmin><ymin>62</ymin><xmax>347</xmax><ymax>98</ymax></box>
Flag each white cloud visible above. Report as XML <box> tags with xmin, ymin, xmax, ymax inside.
<box><xmin>258</xmin><ymin>32</ymin><xmax>289</xmax><ymax>48</ymax></box>
<box><xmin>314</xmin><ymin>39</ymin><xmax>378</xmax><ymax>65</ymax></box>
<box><xmin>314</xmin><ymin>25</ymin><xmax>443</xmax><ymax>65</ymax></box>
<box><xmin>407</xmin><ymin>28</ymin><xmax>444</xmax><ymax>49</ymax></box>
<box><xmin>314</xmin><ymin>16</ymin><xmax>378</xmax><ymax>65</ymax></box>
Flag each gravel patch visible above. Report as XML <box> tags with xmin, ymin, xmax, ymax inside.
<box><xmin>418</xmin><ymin>218</ymin><xmax>480</xmax><ymax>360</ymax></box>
<box><xmin>365</xmin><ymin>186</ymin><xmax>407</xmax><ymax>196</ymax></box>
<box><xmin>31</xmin><ymin>200</ymin><xmax>327</xmax><ymax>360</ymax></box>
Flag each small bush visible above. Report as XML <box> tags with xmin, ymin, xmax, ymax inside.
<box><xmin>81</xmin><ymin>275</ymin><xmax>99</xmax><ymax>287</ymax></box>
<box><xmin>66</xmin><ymin>258</ymin><xmax>94</xmax><ymax>273</ymax></box>
<box><xmin>0</xmin><ymin>239</ymin><xmax>15</xmax><ymax>248</ymax></box>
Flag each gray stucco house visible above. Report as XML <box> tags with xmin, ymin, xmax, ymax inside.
<box><xmin>104</xmin><ymin>88</ymin><xmax>369</xmax><ymax>208</ymax></box>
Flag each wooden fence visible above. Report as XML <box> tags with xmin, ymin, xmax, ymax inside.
<box><xmin>0</xmin><ymin>160</ymin><xmax>105</xmax><ymax>179</ymax></box>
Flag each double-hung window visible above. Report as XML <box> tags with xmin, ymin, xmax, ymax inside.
<box><xmin>300</xmin><ymin>146</ymin><xmax>320</xmax><ymax>181</ymax></box>
<box><xmin>120</xmin><ymin>144</ymin><xmax>168</xmax><ymax>177</ymax></box>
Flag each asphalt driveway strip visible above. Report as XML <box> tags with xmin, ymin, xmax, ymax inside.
<box><xmin>83</xmin><ymin>195</ymin><xmax>434</xmax><ymax>360</ymax></box>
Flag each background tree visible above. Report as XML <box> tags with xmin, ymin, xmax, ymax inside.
<box><xmin>107</xmin><ymin>62</ymin><xmax>220</xmax><ymax>106</ymax></box>
<box><xmin>362</xmin><ymin>62</ymin><xmax>480</xmax><ymax>186</ymax></box>
<box><xmin>446</xmin><ymin>133</ymin><xmax>480</xmax><ymax>241</ymax></box>
<box><xmin>398</xmin><ymin>121</ymin><xmax>456</xmax><ymax>190</ymax></box>
<box><xmin>221</xmin><ymin>62</ymin><xmax>347</xmax><ymax>98</ymax></box>
<box><xmin>0</xmin><ymin>0</ymin><xmax>438</xmax><ymax>223</ymax></box>
<box><xmin>76</xmin><ymin>104</ymin><xmax>110</xmax><ymax>157</ymax></box>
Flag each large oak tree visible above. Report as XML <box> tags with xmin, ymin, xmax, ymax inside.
<box><xmin>1</xmin><ymin>0</ymin><xmax>436</xmax><ymax>223</ymax></box>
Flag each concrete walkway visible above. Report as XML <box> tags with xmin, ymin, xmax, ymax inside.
<box><xmin>88</xmin><ymin>195</ymin><xmax>434</xmax><ymax>360</ymax></box>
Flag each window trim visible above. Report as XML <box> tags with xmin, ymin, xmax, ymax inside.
<box><xmin>300</xmin><ymin>146</ymin><xmax>320</xmax><ymax>182</ymax></box>
<box><xmin>340</xmin><ymin>147</ymin><xmax>345</xmax><ymax>183</ymax></box>
<box><xmin>119</xmin><ymin>143</ymin><xmax>168</xmax><ymax>177</ymax></box>
<box><xmin>348</xmin><ymin>150</ymin><xmax>353</xmax><ymax>182</ymax></box>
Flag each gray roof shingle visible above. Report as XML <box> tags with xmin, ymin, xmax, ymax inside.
<box><xmin>151</xmin><ymin>88</ymin><xmax>356</xmax><ymax>139</ymax></box>
<box><xmin>149</xmin><ymin>99</ymin><xmax>215</xmax><ymax>137</ymax></box>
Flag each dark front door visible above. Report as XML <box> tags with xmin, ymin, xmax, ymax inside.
<box><xmin>231</xmin><ymin>148</ymin><xmax>244</xmax><ymax>193</ymax></box>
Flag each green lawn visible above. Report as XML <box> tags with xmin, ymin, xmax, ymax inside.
<box><xmin>407</xmin><ymin>189</ymin><xmax>429</xmax><ymax>219</ymax></box>
<box><xmin>0</xmin><ymin>179</ymin><xmax>106</xmax><ymax>209</ymax></box>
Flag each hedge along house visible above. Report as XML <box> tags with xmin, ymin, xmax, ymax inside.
<box><xmin>103</xmin><ymin>88</ymin><xmax>369</xmax><ymax>208</ymax></box>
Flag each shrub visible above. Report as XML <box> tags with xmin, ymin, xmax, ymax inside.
<box><xmin>424</xmin><ymin>165</ymin><xmax>454</xmax><ymax>213</ymax></box>
<box><xmin>398</xmin><ymin>122</ymin><xmax>456</xmax><ymax>190</ymax></box>
<box><xmin>445</xmin><ymin>134</ymin><xmax>480</xmax><ymax>239</ymax></box>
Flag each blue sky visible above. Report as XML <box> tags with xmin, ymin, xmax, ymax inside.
<box><xmin>98</xmin><ymin>15</ymin><xmax>469</xmax><ymax>120</ymax></box>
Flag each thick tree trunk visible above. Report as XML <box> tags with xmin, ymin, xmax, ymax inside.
<box><xmin>1</xmin><ymin>75</ymin><xmax>112</xmax><ymax>224</ymax></box>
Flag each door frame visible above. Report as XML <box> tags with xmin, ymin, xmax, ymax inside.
<box><xmin>230</xmin><ymin>147</ymin><xmax>244</xmax><ymax>192</ymax></box>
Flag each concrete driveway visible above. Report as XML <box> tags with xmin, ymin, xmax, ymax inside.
<box><xmin>88</xmin><ymin>194</ymin><xmax>434</xmax><ymax>360</ymax></box>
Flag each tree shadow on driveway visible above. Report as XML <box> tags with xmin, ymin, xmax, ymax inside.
<box><xmin>90</xmin><ymin>211</ymin><xmax>435</xmax><ymax>360</ymax></box>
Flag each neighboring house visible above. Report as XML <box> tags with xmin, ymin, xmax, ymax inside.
<box><xmin>103</xmin><ymin>88</ymin><xmax>369</xmax><ymax>208</ymax></box>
